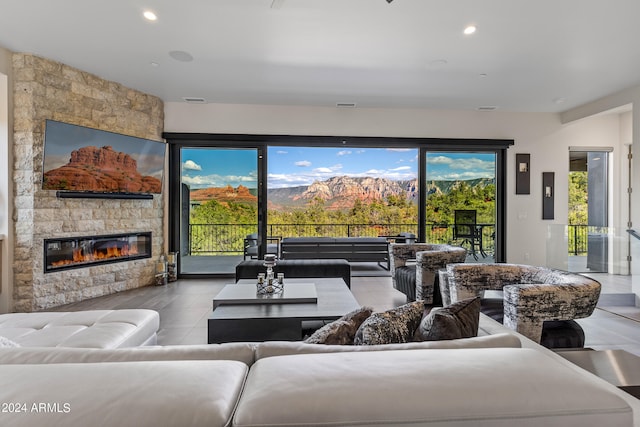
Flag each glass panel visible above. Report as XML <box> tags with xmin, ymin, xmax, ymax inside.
<box><xmin>568</xmin><ymin>151</ymin><xmax>609</xmax><ymax>273</ymax></box>
<box><xmin>267</xmin><ymin>146</ymin><xmax>419</xmax><ymax>239</ymax></box>
<box><xmin>425</xmin><ymin>152</ymin><xmax>496</xmax><ymax>263</ymax></box>
<box><xmin>179</xmin><ymin>148</ymin><xmax>258</xmax><ymax>274</ymax></box>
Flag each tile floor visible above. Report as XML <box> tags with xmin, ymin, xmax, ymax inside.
<box><xmin>50</xmin><ymin>269</ymin><xmax>640</xmax><ymax>355</ymax></box>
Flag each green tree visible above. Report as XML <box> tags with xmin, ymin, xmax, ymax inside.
<box><xmin>569</xmin><ymin>172</ymin><xmax>588</xmax><ymax>225</ymax></box>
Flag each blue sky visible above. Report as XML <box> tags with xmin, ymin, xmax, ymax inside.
<box><xmin>181</xmin><ymin>147</ymin><xmax>495</xmax><ymax>189</ymax></box>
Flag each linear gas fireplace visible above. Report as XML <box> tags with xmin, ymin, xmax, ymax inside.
<box><xmin>44</xmin><ymin>232</ymin><xmax>152</xmax><ymax>273</ymax></box>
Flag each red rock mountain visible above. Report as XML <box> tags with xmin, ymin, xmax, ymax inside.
<box><xmin>43</xmin><ymin>145</ymin><xmax>162</xmax><ymax>193</ymax></box>
<box><xmin>190</xmin><ymin>185</ymin><xmax>257</xmax><ymax>203</ymax></box>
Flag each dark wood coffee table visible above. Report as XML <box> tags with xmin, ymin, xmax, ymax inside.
<box><xmin>207</xmin><ymin>277</ymin><xmax>359</xmax><ymax>343</ymax></box>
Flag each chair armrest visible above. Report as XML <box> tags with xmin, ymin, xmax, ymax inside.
<box><xmin>502</xmin><ymin>282</ymin><xmax>601</xmax><ymax>343</ymax></box>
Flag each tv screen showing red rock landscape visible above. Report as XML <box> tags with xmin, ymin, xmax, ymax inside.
<box><xmin>42</xmin><ymin>120</ymin><xmax>166</xmax><ymax>194</ymax></box>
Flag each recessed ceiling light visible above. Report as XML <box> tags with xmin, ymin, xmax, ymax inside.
<box><xmin>182</xmin><ymin>97</ymin><xmax>206</xmax><ymax>104</ymax></box>
<box><xmin>463</xmin><ymin>25</ymin><xmax>477</xmax><ymax>35</ymax></box>
<box><xmin>143</xmin><ymin>10</ymin><xmax>157</xmax><ymax>21</ymax></box>
<box><xmin>150</xmin><ymin>62</ymin><xmax>159</xmax><ymax>67</ymax></box>
<box><xmin>427</xmin><ymin>59</ymin><xmax>448</xmax><ymax>68</ymax></box>
<box><xmin>554</xmin><ymin>97</ymin><xmax>567</xmax><ymax>104</ymax></box>
<box><xmin>169</xmin><ymin>51</ymin><xmax>194</xmax><ymax>62</ymax></box>
<box><xmin>479</xmin><ymin>73</ymin><xmax>488</xmax><ymax>78</ymax></box>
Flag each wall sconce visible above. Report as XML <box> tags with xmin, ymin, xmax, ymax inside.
<box><xmin>516</xmin><ymin>153</ymin><xmax>530</xmax><ymax>194</ymax></box>
<box><xmin>542</xmin><ymin>172</ymin><xmax>554</xmax><ymax>220</ymax></box>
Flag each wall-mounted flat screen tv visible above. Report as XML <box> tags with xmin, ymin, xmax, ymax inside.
<box><xmin>42</xmin><ymin>120</ymin><xmax>166</xmax><ymax>195</ymax></box>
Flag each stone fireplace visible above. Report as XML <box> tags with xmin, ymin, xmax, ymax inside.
<box><xmin>12</xmin><ymin>54</ymin><xmax>165</xmax><ymax>312</ymax></box>
<box><xmin>44</xmin><ymin>232</ymin><xmax>152</xmax><ymax>273</ymax></box>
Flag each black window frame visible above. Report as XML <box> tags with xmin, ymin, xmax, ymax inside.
<box><xmin>165</xmin><ymin>132</ymin><xmax>513</xmax><ymax>276</ymax></box>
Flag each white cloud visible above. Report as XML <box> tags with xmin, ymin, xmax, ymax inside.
<box><xmin>337</xmin><ymin>150</ymin><xmax>352</xmax><ymax>156</ymax></box>
<box><xmin>295</xmin><ymin>160</ymin><xmax>311</xmax><ymax>167</ymax></box>
<box><xmin>390</xmin><ymin>166</ymin><xmax>412</xmax><ymax>171</ymax></box>
<box><xmin>276</xmin><ymin>150</ymin><xmax>288</xmax><ymax>154</ymax></box>
<box><xmin>427</xmin><ymin>156</ymin><xmax>454</xmax><ymax>165</ymax></box>
<box><xmin>183</xmin><ymin>160</ymin><xmax>202</xmax><ymax>171</ymax></box>
<box><xmin>387</xmin><ymin>148</ymin><xmax>412</xmax><ymax>152</ymax></box>
<box><xmin>181</xmin><ymin>172</ymin><xmax>256</xmax><ymax>189</ymax></box>
<box><xmin>314</xmin><ymin>167</ymin><xmax>334</xmax><ymax>173</ymax></box>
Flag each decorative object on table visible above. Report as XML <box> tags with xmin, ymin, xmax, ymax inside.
<box><xmin>257</xmin><ymin>254</ymin><xmax>284</xmax><ymax>295</ymax></box>
<box><xmin>542</xmin><ymin>172</ymin><xmax>554</xmax><ymax>219</ymax></box>
<box><xmin>167</xmin><ymin>252</ymin><xmax>178</xmax><ymax>282</ymax></box>
<box><xmin>515</xmin><ymin>153</ymin><xmax>530</xmax><ymax>194</ymax></box>
<box><xmin>155</xmin><ymin>254</ymin><xmax>168</xmax><ymax>286</ymax></box>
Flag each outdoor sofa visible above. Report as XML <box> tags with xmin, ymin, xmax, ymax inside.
<box><xmin>280</xmin><ymin>236</ymin><xmax>390</xmax><ymax>268</ymax></box>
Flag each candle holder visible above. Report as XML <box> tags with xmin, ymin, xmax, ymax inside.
<box><xmin>257</xmin><ymin>254</ymin><xmax>283</xmax><ymax>295</ymax></box>
<box><xmin>167</xmin><ymin>252</ymin><xmax>178</xmax><ymax>282</ymax></box>
<box><xmin>155</xmin><ymin>254</ymin><xmax>168</xmax><ymax>286</ymax></box>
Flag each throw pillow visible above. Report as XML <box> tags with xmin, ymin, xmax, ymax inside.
<box><xmin>353</xmin><ymin>301</ymin><xmax>425</xmax><ymax>345</ymax></box>
<box><xmin>416</xmin><ymin>297</ymin><xmax>481</xmax><ymax>341</ymax></box>
<box><xmin>305</xmin><ymin>306</ymin><xmax>374</xmax><ymax>345</ymax></box>
<box><xmin>0</xmin><ymin>336</ymin><xmax>20</xmax><ymax>348</ymax></box>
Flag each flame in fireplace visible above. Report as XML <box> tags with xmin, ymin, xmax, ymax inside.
<box><xmin>51</xmin><ymin>243</ymin><xmax>139</xmax><ymax>267</ymax></box>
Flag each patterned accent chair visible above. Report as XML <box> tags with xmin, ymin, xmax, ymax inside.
<box><xmin>389</xmin><ymin>243</ymin><xmax>467</xmax><ymax>304</ymax></box>
<box><xmin>439</xmin><ymin>263</ymin><xmax>602</xmax><ymax>348</ymax></box>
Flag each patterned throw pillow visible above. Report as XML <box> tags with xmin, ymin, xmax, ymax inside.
<box><xmin>305</xmin><ymin>306</ymin><xmax>374</xmax><ymax>345</ymax></box>
<box><xmin>353</xmin><ymin>301</ymin><xmax>425</xmax><ymax>345</ymax></box>
<box><xmin>416</xmin><ymin>297</ymin><xmax>481</xmax><ymax>341</ymax></box>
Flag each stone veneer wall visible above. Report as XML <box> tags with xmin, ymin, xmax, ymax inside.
<box><xmin>12</xmin><ymin>54</ymin><xmax>165</xmax><ymax>312</ymax></box>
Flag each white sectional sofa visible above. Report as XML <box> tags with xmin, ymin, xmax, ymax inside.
<box><xmin>0</xmin><ymin>314</ymin><xmax>637</xmax><ymax>427</ymax></box>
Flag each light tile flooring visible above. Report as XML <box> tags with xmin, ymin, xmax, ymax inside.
<box><xmin>51</xmin><ymin>268</ymin><xmax>640</xmax><ymax>356</ymax></box>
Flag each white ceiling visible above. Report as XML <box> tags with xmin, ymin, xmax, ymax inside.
<box><xmin>1</xmin><ymin>0</ymin><xmax>639</xmax><ymax>113</ymax></box>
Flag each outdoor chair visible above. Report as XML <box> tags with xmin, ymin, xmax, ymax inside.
<box><xmin>453</xmin><ymin>209</ymin><xmax>485</xmax><ymax>260</ymax></box>
<box><xmin>243</xmin><ymin>233</ymin><xmax>280</xmax><ymax>260</ymax></box>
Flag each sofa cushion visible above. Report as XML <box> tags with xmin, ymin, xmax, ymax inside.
<box><xmin>0</xmin><ymin>360</ymin><xmax>248</xmax><ymax>427</ymax></box>
<box><xmin>416</xmin><ymin>296</ymin><xmax>481</xmax><ymax>341</ymax></box>
<box><xmin>256</xmin><ymin>333</ymin><xmax>521</xmax><ymax>359</ymax></box>
<box><xmin>233</xmin><ymin>348</ymin><xmax>632</xmax><ymax>427</ymax></box>
<box><xmin>353</xmin><ymin>301</ymin><xmax>424</xmax><ymax>345</ymax></box>
<box><xmin>0</xmin><ymin>309</ymin><xmax>159</xmax><ymax>348</ymax></box>
<box><xmin>0</xmin><ymin>342</ymin><xmax>257</xmax><ymax>366</ymax></box>
<box><xmin>304</xmin><ymin>306</ymin><xmax>373</xmax><ymax>345</ymax></box>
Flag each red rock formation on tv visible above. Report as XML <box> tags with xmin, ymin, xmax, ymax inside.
<box><xmin>43</xmin><ymin>145</ymin><xmax>162</xmax><ymax>193</ymax></box>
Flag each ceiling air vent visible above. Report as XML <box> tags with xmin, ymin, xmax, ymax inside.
<box><xmin>477</xmin><ymin>106</ymin><xmax>497</xmax><ymax>112</ymax></box>
<box><xmin>182</xmin><ymin>97</ymin><xmax>206</xmax><ymax>104</ymax></box>
<box><xmin>336</xmin><ymin>102</ymin><xmax>357</xmax><ymax>108</ymax></box>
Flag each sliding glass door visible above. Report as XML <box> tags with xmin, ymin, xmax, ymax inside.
<box><xmin>178</xmin><ymin>147</ymin><xmax>259</xmax><ymax>275</ymax></box>
<box><xmin>425</xmin><ymin>151</ymin><xmax>498</xmax><ymax>263</ymax></box>
<box><xmin>266</xmin><ymin>146</ymin><xmax>419</xmax><ymax>239</ymax></box>
<box><xmin>166</xmin><ymin>135</ymin><xmax>510</xmax><ymax>276</ymax></box>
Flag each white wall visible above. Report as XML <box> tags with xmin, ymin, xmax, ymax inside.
<box><xmin>0</xmin><ymin>46</ymin><xmax>12</xmax><ymax>312</ymax></box>
<box><xmin>165</xmin><ymin>103</ymin><xmax>627</xmax><ymax>269</ymax></box>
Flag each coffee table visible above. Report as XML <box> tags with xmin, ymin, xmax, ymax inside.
<box><xmin>207</xmin><ymin>277</ymin><xmax>359</xmax><ymax>343</ymax></box>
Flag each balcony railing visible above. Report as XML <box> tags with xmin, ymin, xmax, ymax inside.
<box><xmin>187</xmin><ymin>223</ymin><xmax>496</xmax><ymax>256</ymax></box>
<box><xmin>187</xmin><ymin>223</ymin><xmax>602</xmax><ymax>257</ymax></box>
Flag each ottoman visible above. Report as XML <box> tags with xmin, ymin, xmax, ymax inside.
<box><xmin>0</xmin><ymin>309</ymin><xmax>160</xmax><ymax>348</ymax></box>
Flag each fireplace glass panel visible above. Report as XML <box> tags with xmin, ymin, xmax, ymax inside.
<box><xmin>44</xmin><ymin>232</ymin><xmax>152</xmax><ymax>273</ymax></box>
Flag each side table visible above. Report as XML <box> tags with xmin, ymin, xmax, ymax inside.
<box><xmin>556</xmin><ymin>349</ymin><xmax>640</xmax><ymax>399</ymax></box>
